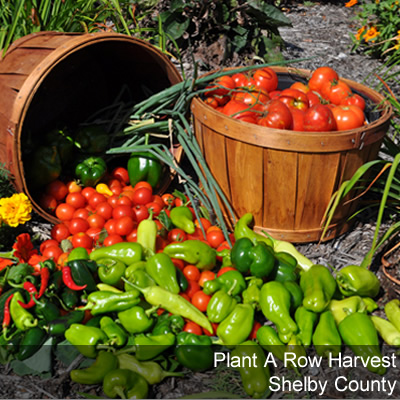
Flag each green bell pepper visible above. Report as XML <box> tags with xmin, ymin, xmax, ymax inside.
<box><xmin>100</xmin><ymin>316</ymin><xmax>128</xmax><ymax>347</ymax></box>
<box><xmin>128</xmin><ymin>148</ymin><xmax>163</xmax><ymax>190</ymax></box>
<box><xmin>145</xmin><ymin>253</ymin><xmax>180</xmax><ymax>294</ymax></box>
<box><xmin>338</xmin><ymin>312</ymin><xmax>386</xmax><ymax>375</ymax></box>
<box><xmin>117</xmin><ymin>353</ymin><xmax>184</xmax><ymax>385</ymax></box>
<box><xmin>133</xmin><ymin>332</ymin><xmax>176</xmax><ymax>361</ymax></box>
<box><xmin>300</xmin><ymin>264</ymin><xmax>337</xmax><ymax>313</ymax></box>
<box><xmin>216</xmin><ymin>303</ymin><xmax>254</xmax><ymax>346</ymax></box>
<box><xmin>175</xmin><ymin>331</ymin><xmax>214</xmax><ymax>372</ymax></box>
<box><xmin>231</xmin><ymin>341</ymin><xmax>270</xmax><ymax>399</ymax></box>
<box><xmin>90</xmin><ymin>242</ymin><xmax>143</xmax><ymax>266</ymax></box>
<box><xmin>283</xmin><ymin>280</ymin><xmax>303</xmax><ymax>312</ymax></box>
<box><xmin>75</xmin><ymin>156</ymin><xmax>107</xmax><ymax>187</ymax></box>
<box><xmin>102</xmin><ymin>368</ymin><xmax>149</xmax><ymax>399</ymax></box>
<box><xmin>336</xmin><ymin>265</ymin><xmax>380</xmax><ymax>298</ymax></box>
<box><xmin>97</xmin><ymin>257</ymin><xmax>126</xmax><ymax>287</ymax></box>
<box><xmin>231</xmin><ymin>237</ymin><xmax>276</xmax><ymax>278</ymax></box>
<box><xmin>163</xmin><ymin>240</ymin><xmax>217</xmax><ymax>270</ymax></box>
<box><xmin>371</xmin><ymin>315</ymin><xmax>400</xmax><ymax>347</ymax></box>
<box><xmin>67</xmin><ymin>247</ymin><xmax>90</xmax><ymax>262</ymax></box>
<box><xmin>65</xmin><ymin>323</ymin><xmax>108</xmax><ymax>358</ymax></box>
<box><xmin>312</xmin><ymin>310</ymin><xmax>341</xmax><ymax>358</ymax></box>
<box><xmin>170</xmin><ymin>206</ymin><xmax>195</xmax><ymax>234</ymax></box>
<box><xmin>294</xmin><ymin>306</ymin><xmax>318</xmax><ymax>348</ymax></box>
<box><xmin>70</xmin><ymin>350</ymin><xmax>118</xmax><ymax>384</ymax></box>
<box><xmin>328</xmin><ymin>296</ymin><xmax>367</xmax><ymax>325</ymax></box>
<box><xmin>256</xmin><ymin>325</ymin><xmax>286</xmax><ymax>362</ymax></box>
<box><xmin>270</xmin><ymin>251</ymin><xmax>299</xmax><ymax>282</ymax></box>
<box><xmin>28</xmin><ymin>145</ymin><xmax>62</xmax><ymax>188</ymax></box>
<box><xmin>203</xmin><ymin>270</ymin><xmax>246</xmax><ymax>297</ymax></box>
<box><xmin>152</xmin><ymin>312</ymin><xmax>184</xmax><ymax>335</ymax></box>
<box><xmin>75</xmin><ymin>124</ymin><xmax>109</xmax><ymax>154</ymax></box>
<box><xmin>206</xmin><ymin>289</ymin><xmax>237</xmax><ymax>323</ymax></box>
<box><xmin>259</xmin><ymin>281</ymin><xmax>298</xmax><ymax>343</ymax></box>
<box><xmin>286</xmin><ymin>334</ymin><xmax>307</xmax><ymax>370</ymax></box>
<box><xmin>117</xmin><ymin>305</ymin><xmax>158</xmax><ymax>334</ymax></box>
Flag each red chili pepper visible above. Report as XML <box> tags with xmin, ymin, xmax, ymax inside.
<box><xmin>37</xmin><ymin>267</ymin><xmax>50</xmax><ymax>298</ymax></box>
<box><xmin>2</xmin><ymin>293</ymin><xmax>14</xmax><ymax>331</ymax></box>
<box><xmin>62</xmin><ymin>266</ymin><xmax>87</xmax><ymax>291</ymax></box>
<box><xmin>17</xmin><ymin>281</ymin><xmax>38</xmax><ymax>309</ymax></box>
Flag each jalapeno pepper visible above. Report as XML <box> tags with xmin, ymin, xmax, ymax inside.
<box><xmin>17</xmin><ymin>326</ymin><xmax>47</xmax><ymax>361</ymax></box>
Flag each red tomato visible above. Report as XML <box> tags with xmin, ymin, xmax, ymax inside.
<box><xmin>204</xmin><ymin>75</ymin><xmax>235</xmax><ymax>97</ymax></box>
<box><xmin>303</xmin><ymin>104</ymin><xmax>336</xmax><ymax>132</ymax></box>
<box><xmin>81</xmin><ymin>187</ymin><xmax>97</xmax><ymax>201</ymax></box>
<box><xmin>184</xmin><ymin>279</ymin><xmax>201</xmax><ymax>299</ymax></box>
<box><xmin>320</xmin><ymin>80</ymin><xmax>352</xmax><ymax>105</ymax></box>
<box><xmin>183</xmin><ymin>321</ymin><xmax>203</xmax><ymax>335</ymax></box>
<box><xmin>145</xmin><ymin>202</ymin><xmax>163</xmax><ymax>216</ymax></box>
<box><xmin>203</xmin><ymin>322</ymin><xmax>219</xmax><ymax>337</ymax></box>
<box><xmin>232</xmin><ymin>72</ymin><xmax>251</xmax><ymax>88</ymax></box>
<box><xmin>151</xmin><ymin>195</ymin><xmax>164</xmax><ymax>208</ymax></box>
<box><xmin>204</xmin><ymin>96</ymin><xmax>220</xmax><ymax>109</ymax></box>
<box><xmin>132</xmin><ymin>187</ymin><xmax>153</xmax><ymax>206</ymax></box>
<box><xmin>46</xmin><ymin>180</ymin><xmax>68</xmax><ymax>201</ymax></box>
<box><xmin>113</xmin><ymin>205</ymin><xmax>135</xmax><ymax>220</ymax></box>
<box><xmin>195</xmin><ymin>218</ymin><xmax>212</xmax><ymax>232</ymax></box>
<box><xmin>55</xmin><ymin>203</ymin><xmax>76</xmax><ymax>221</ymax></box>
<box><xmin>73</xmin><ymin>207</ymin><xmax>90</xmax><ymax>220</ymax></box>
<box><xmin>104</xmin><ymin>219</ymin><xmax>117</xmax><ymax>235</ymax></box>
<box><xmin>67</xmin><ymin>180</ymin><xmax>82</xmax><ymax>194</ymax></box>
<box><xmin>71</xmin><ymin>232</ymin><xmax>93</xmax><ymax>249</ymax></box>
<box><xmin>86</xmin><ymin>227</ymin><xmax>102</xmax><ymax>243</ymax></box>
<box><xmin>51</xmin><ymin>223</ymin><xmax>70</xmax><ymax>242</ymax></box>
<box><xmin>258</xmin><ymin>100</ymin><xmax>293</xmax><ymax>130</ymax></box>
<box><xmin>115</xmin><ymin>216</ymin><xmax>135</xmax><ymax>236</ymax></box>
<box><xmin>40</xmin><ymin>239</ymin><xmax>59</xmax><ymax>254</ymax></box>
<box><xmin>95</xmin><ymin>201</ymin><xmax>113</xmax><ymax>220</ymax></box>
<box><xmin>39</xmin><ymin>194</ymin><xmax>58</xmax><ymax>213</ymax></box>
<box><xmin>168</xmin><ymin>228</ymin><xmax>187</xmax><ymax>242</ymax></box>
<box><xmin>112</xmin><ymin>167</ymin><xmax>129</xmax><ymax>184</ymax></box>
<box><xmin>278</xmin><ymin>88</ymin><xmax>309</xmax><ymax>111</ymax></box>
<box><xmin>307</xmin><ymin>91</ymin><xmax>322</xmax><ymax>107</ymax></box>
<box><xmin>107</xmin><ymin>194</ymin><xmax>119</xmax><ymax>208</ymax></box>
<box><xmin>69</xmin><ymin>217</ymin><xmax>90</xmax><ymax>235</ymax></box>
<box><xmin>88</xmin><ymin>193</ymin><xmax>107</xmax><ymax>209</ymax></box>
<box><xmin>65</xmin><ymin>192</ymin><xmax>86</xmax><ymax>209</ymax></box>
<box><xmin>183</xmin><ymin>265</ymin><xmax>201</xmax><ymax>282</ymax></box>
<box><xmin>134</xmin><ymin>205</ymin><xmax>149</xmax><ymax>223</ymax></box>
<box><xmin>222</xmin><ymin>99</ymin><xmax>260</xmax><ymax>123</ymax></box>
<box><xmin>253</xmin><ymin>67</ymin><xmax>279</xmax><ymax>93</ymax></box>
<box><xmin>198</xmin><ymin>270</ymin><xmax>216</xmax><ymax>287</ymax></box>
<box><xmin>290</xmin><ymin>81</ymin><xmax>310</xmax><ymax>94</ymax></box>
<box><xmin>206</xmin><ymin>229</ymin><xmax>225</xmax><ymax>249</ymax></box>
<box><xmin>291</xmin><ymin>108</ymin><xmax>306</xmax><ymax>131</ymax></box>
<box><xmin>42</xmin><ymin>245</ymin><xmax>63</xmax><ymax>260</ymax></box>
<box><xmin>308</xmin><ymin>66</ymin><xmax>339</xmax><ymax>93</ymax></box>
<box><xmin>161</xmin><ymin>193</ymin><xmax>175</xmax><ymax>207</ymax></box>
<box><xmin>340</xmin><ymin>93</ymin><xmax>366</xmax><ymax>111</ymax></box>
<box><xmin>331</xmin><ymin>105</ymin><xmax>365</xmax><ymax>131</ymax></box>
<box><xmin>116</xmin><ymin>195</ymin><xmax>133</xmax><ymax>207</ymax></box>
<box><xmin>233</xmin><ymin>88</ymin><xmax>270</xmax><ymax>107</ymax></box>
<box><xmin>87</xmin><ymin>213</ymin><xmax>106</xmax><ymax>229</ymax></box>
<box><xmin>171</xmin><ymin>258</ymin><xmax>185</xmax><ymax>271</ymax></box>
<box><xmin>217</xmin><ymin>266</ymin><xmax>237</xmax><ymax>277</ymax></box>
<box><xmin>191</xmin><ymin>291</ymin><xmax>211</xmax><ymax>312</ymax></box>
<box><xmin>103</xmin><ymin>234</ymin><xmax>123</xmax><ymax>246</ymax></box>
<box><xmin>126</xmin><ymin>229</ymin><xmax>138</xmax><ymax>242</ymax></box>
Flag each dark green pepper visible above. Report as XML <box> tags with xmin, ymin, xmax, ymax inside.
<box><xmin>75</xmin><ymin>156</ymin><xmax>107</xmax><ymax>187</ymax></box>
<box><xmin>128</xmin><ymin>149</ymin><xmax>163</xmax><ymax>190</ymax></box>
<box><xmin>17</xmin><ymin>326</ymin><xmax>47</xmax><ymax>361</ymax></box>
<box><xmin>271</xmin><ymin>251</ymin><xmax>299</xmax><ymax>282</ymax></box>
<box><xmin>283</xmin><ymin>280</ymin><xmax>303</xmax><ymax>312</ymax></box>
<box><xmin>60</xmin><ymin>287</ymin><xmax>79</xmax><ymax>310</ymax></box>
<box><xmin>152</xmin><ymin>313</ymin><xmax>184</xmax><ymax>335</ymax></box>
<box><xmin>170</xmin><ymin>206</ymin><xmax>195</xmax><ymax>234</ymax></box>
<box><xmin>102</xmin><ymin>368</ymin><xmax>149</xmax><ymax>399</ymax></box>
<box><xmin>97</xmin><ymin>257</ymin><xmax>126</xmax><ymax>287</ymax></box>
<box><xmin>312</xmin><ymin>310</ymin><xmax>341</xmax><ymax>358</ymax></box>
<box><xmin>67</xmin><ymin>259</ymin><xmax>97</xmax><ymax>293</ymax></box>
<box><xmin>300</xmin><ymin>264</ymin><xmax>337</xmax><ymax>313</ymax></box>
<box><xmin>75</xmin><ymin>124</ymin><xmax>109</xmax><ymax>154</ymax></box>
<box><xmin>28</xmin><ymin>145</ymin><xmax>61</xmax><ymax>188</ymax></box>
<box><xmin>90</xmin><ymin>242</ymin><xmax>143</xmax><ymax>266</ymax></box>
<box><xmin>174</xmin><ymin>331</ymin><xmax>214</xmax><ymax>372</ymax></box>
<box><xmin>47</xmin><ymin>310</ymin><xmax>85</xmax><ymax>336</ymax></box>
<box><xmin>206</xmin><ymin>290</ymin><xmax>237</xmax><ymax>323</ymax></box>
<box><xmin>45</xmin><ymin>127</ymin><xmax>74</xmax><ymax>165</ymax></box>
<box><xmin>336</xmin><ymin>265</ymin><xmax>380</xmax><ymax>298</ymax></box>
<box><xmin>34</xmin><ymin>298</ymin><xmax>61</xmax><ymax>322</ymax></box>
<box><xmin>145</xmin><ymin>253</ymin><xmax>180</xmax><ymax>294</ymax></box>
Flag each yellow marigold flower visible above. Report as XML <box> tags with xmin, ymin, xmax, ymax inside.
<box><xmin>365</xmin><ymin>26</ymin><xmax>380</xmax><ymax>42</ymax></box>
<box><xmin>345</xmin><ymin>0</ymin><xmax>358</xmax><ymax>7</ymax></box>
<box><xmin>0</xmin><ymin>193</ymin><xmax>32</xmax><ymax>227</ymax></box>
<box><xmin>355</xmin><ymin>26</ymin><xmax>366</xmax><ymax>40</ymax></box>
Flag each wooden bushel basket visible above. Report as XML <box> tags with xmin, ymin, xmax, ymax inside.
<box><xmin>0</xmin><ymin>31</ymin><xmax>182</xmax><ymax>224</ymax></box>
<box><xmin>191</xmin><ymin>66</ymin><xmax>393</xmax><ymax>243</ymax></box>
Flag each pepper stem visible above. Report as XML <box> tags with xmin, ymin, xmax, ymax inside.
<box><xmin>121</xmin><ymin>278</ymin><xmax>142</xmax><ymax>292</ymax></box>
<box><xmin>0</xmin><ymin>250</ymin><xmax>17</xmax><ymax>260</ymax></box>
<box><xmin>145</xmin><ymin>305</ymin><xmax>159</xmax><ymax>317</ymax></box>
<box><xmin>114</xmin><ymin>386</ymin><xmax>127</xmax><ymax>400</ymax></box>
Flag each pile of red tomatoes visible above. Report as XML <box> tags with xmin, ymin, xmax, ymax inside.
<box><xmin>203</xmin><ymin>66</ymin><xmax>367</xmax><ymax>132</ymax></box>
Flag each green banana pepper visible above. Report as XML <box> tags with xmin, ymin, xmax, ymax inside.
<box><xmin>336</xmin><ymin>265</ymin><xmax>380</xmax><ymax>298</ymax></box>
<box><xmin>256</xmin><ymin>325</ymin><xmax>286</xmax><ymax>362</ymax></box>
<box><xmin>65</xmin><ymin>323</ymin><xmax>108</xmax><ymax>358</ymax></box>
<box><xmin>128</xmin><ymin>149</ymin><xmax>163</xmax><ymax>189</ymax></box>
<box><xmin>133</xmin><ymin>332</ymin><xmax>176</xmax><ymax>361</ymax></box>
<box><xmin>118</xmin><ymin>305</ymin><xmax>158</xmax><ymax>334</ymax></box>
<box><xmin>384</xmin><ymin>299</ymin><xmax>400</xmax><ymax>332</ymax></box>
<box><xmin>97</xmin><ymin>257</ymin><xmax>126</xmax><ymax>287</ymax></box>
<box><xmin>70</xmin><ymin>350</ymin><xmax>118</xmax><ymax>384</ymax></box>
<box><xmin>231</xmin><ymin>237</ymin><xmax>276</xmax><ymax>278</ymax></box>
<box><xmin>152</xmin><ymin>312</ymin><xmax>184</xmax><ymax>335</ymax></box>
<box><xmin>75</xmin><ymin>124</ymin><xmax>109</xmax><ymax>154</ymax></box>
<box><xmin>207</xmin><ymin>290</ymin><xmax>237</xmax><ymax>323</ymax></box>
<box><xmin>28</xmin><ymin>145</ymin><xmax>62</xmax><ymax>188</ymax></box>
<box><xmin>203</xmin><ymin>269</ymin><xmax>246</xmax><ymax>297</ymax></box>
<box><xmin>145</xmin><ymin>253</ymin><xmax>180</xmax><ymax>294</ymax></box>
<box><xmin>170</xmin><ymin>206</ymin><xmax>195</xmax><ymax>234</ymax></box>
<box><xmin>216</xmin><ymin>303</ymin><xmax>254</xmax><ymax>346</ymax></box>
<box><xmin>270</xmin><ymin>251</ymin><xmax>299</xmax><ymax>282</ymax></box>
<box><xmin>124</xmin><ymin>261</ymin><xmax>155</xmax><ymax>291</ymax></box>
<box><xmin>90</xmin><ymin>242</ymin><xmax>143</xmax><ymax>266</ymax></box>
<box><xmin>75</xmin><ymin>156</ymin><xmax>107</xmax><ymax>187</ymax></box>
<box><xmin>300</xmin><ymin>264</ymin><xmax>337</xmax><ymax>313</ymax></box>
<box><xmin>100</xmin><ymin>316</ymin><xmax>128</xmax><ymax>347</ymax></box>
<box><xmin>363</xmin><ymin>297</ymin><xmax>378</xmax><ymax>313</ymax></box>
<box><xmin>103</xmin><ymin>368</ymin><xmax>149</xmax><ymax>399</ymax></box>
<box><xmin>242</xmin><ymin>277</ymin><xmax>262</xmax><ymax>308</ymax></box>
<box><xmin>81</xmin><ymin>290</ymin><xmax>141</xmax><ymax>315</ymax></box>
<box><xmin>231</xmin><ymin>341</ymin><xmax>270</xmax><ymax>399</ymax></box>
<box><xmin>371</xmin><ymin>315</ymin><xmax>400</xmax><ymax>347</ymax></box>
<box><xmin>117</xmin><ymin>353</ymin><xmax>184</xmax><ymax>385</ymax></box>
<box><xmin>136</xmin><ymin>217</ymin><xmax>157</xmax><ymax>259</ymax></box>
<box><xmin>339</xmin><ymin>313</ymin><xmax>386</xmax><ymax>375</ymax></box>
<box><xmin>312</xmin><ymin>310</ymin><xmax>341</xmax><ymax>358</ymax></box>
<box><xmin>175</xmin><ymin>331</ymin><xmax>214</xmax><ymax>372</ymax></box>
<box><xmin>163</xmin><ymin>240</ymin><xmax>217</xmax><ymax>270</ymax></box>
<box><xmin>328</xmin><ymin>296</ymin><xmax>367</xmax><ymax>325</ymax></box>
<box><xmin>260</xmin><ymin>281</ymin><xmax>298</xmax><ymax>343</ymax></box>
<box><xmin>10</xmin><ymin>292</ymin><xmax>38</xmax><ymax>331</ymax></box>
<box><xmin>294</xmin><ymin>306</ymin><xmax>318</xmax><ymax>348</ymax></box>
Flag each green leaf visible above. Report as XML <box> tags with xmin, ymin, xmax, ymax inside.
<box><xmin>158</xmin><ymin>209</ymin><xmax>173</xmax><ymax>231</ymax></box>
<box><xmin>170</xmin><ymin>0</ymin><xmax>186</xmax><ymax>12</ymax></box>
<box><xmin>246</xmin><ymin>0</ymin><xmax>292</xmax><ymax>28</ymax></box>
<box><xmin>77</xmin><ymin>392</ymin><xmax>104</xmax><ymax>399</ymax></box>
<box><xmin>54</xmin><ymin>339</ymin><xmax>80</xmax><ymax>366</ymax></box>
<box><xmin>162</xmin><ymin>15</ymin><xmax>190</xmax><ymax>40</ymax></box>
<box><xmin>7</xmin><ymin>263</ymin><xmax>34</xmax><ymax>285</ymax></box>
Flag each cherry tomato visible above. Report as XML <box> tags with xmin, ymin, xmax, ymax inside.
<box><xmin>51</xmin><ymin>223</ymin><xmax>70</xmax><ymax>242</ymax></box>
<box><xmin>55</xmin><ymin>203</ymin><xmax>76</xmax><ymax>221</ymax></box>
<box><xmin>113</xmin><ymin>205</ymin><xmax>135</xmax><ymax>220</ymax></box>
<box><xmin>203</xmin><ymin>322</ymin><xmax>219</xmax><ymax>337</ymax></box>
<box><xmin>112</xmin><ymin>167</ymin><xmax>130</xmax><ymax>184</ymax></box>
<box><xmin>116</xmin><ymin>195</ymin><xmax>133</xmax><ymax>207</ymax></box>
<box><xmin>340</xmin><ymin>93</ymin><xmax>366</xmax><ymax>111</ymax></box>
<box><xmin>191</xmin><ymin>290</ymin><xmax>211</xmax><ymax>312</ymax></box>
<box><xmin>183</xmin><ymin>265</ymin><xmax>201</xmax><ymax>282</ymax></box>
<box><xmin>198</xmin><ymin>270</ymin><xmax>216</xmax><ymax>287</ymax></box>
<box><xmin>134</xmin><ymin>205</ymin><xmax>149</xmax><ymax>223</ymax></box>
<box><xmin>87</xmin><ymin>213</ymin><xmax>106</xmax><ymax>229</ymax></box>
<box><xmin>57</xmin><ymin>252</ymin><xmax>69</xmax><ymax>268</ymax></box>
<box><xmin>146</xmin><ymin>202</ymin><xmax>163</xmax><ymax>216</ymax></box>
<box><xmin>195</xmin><ymin>218</ymin><xmax>212</xmax><ymax>232</ymax></box>
<box><xmin>88</xmin><ymin>193</ymin><xmax>107</xmax><ymax>209</ymax></box>
<box><xmin>71</xmin><ymin>232</ymin><xmax>93</xmax><ymax>249</ymax></box>
<box><xmin>81</xmin><ymin>187</ymin><xmax>97</xmax><ymax>201</ymax></box>
<box><xmin>179</xmin><ymin>293</ymin><xmax>191</xmax><ymax>302</ymax></box>
<box><xmin>331</xmin><ymin>105</ymin><xmax>365</xmax><ymax>131</ymax></box>
<box><xmin>258</xmin><ymin>99</ymin><xmax>293</xmax><ymax>130</ymax></box>
<box><xmin>183</xmin><ymin>321</ymin><xmax>203</xmax><ymax>335</ymax></box>
<box><xmin>96</xmin><ymin>201</ymin><xmax>113</xmax><ymax>220</ymax></box>
<box><xmin>69</xmin><ymin>217</ymin><xmax>90</xmax><ymax>235</ymax></box>
<box><xmin>206</xmin><ymin>229</ymin><xmax>225</xmax><ymax>249</ymax></box>
<box><xmin>86</xmin><ymin>227</ymin><xmax>102</xmax><ymax>244</ymax></box>
<box><xmin>204</xmin><ymin>75</ymin><xmax>235</xmax><ymax>97</ymax></box>
<box><xmin>168</xmin><ymin>228</ymin><xmax>187</xmax><ymax>242</ymax></box>
<box><xmin>133</xmin><ymin>181</ymin><xmax>153</xmax><ymax>193</ymax></box>
<box><xmin>204</xmin><ymin>96</ymin><xmax>219</xmax><ymax>109</ymax></box>
<box><xmin>40</xmin><ymin>239</ymin><xmax>59</xmax><ymax>254</ymax></box>
<box><xmin>171</xmin><ymin>258</ymin><xmax>185</xmax><ymax>271</ymax></box>
<box><xmin>217</xmin><ymin>266</ymin><xmax>237</xmax><ymax>278</ymax></box>
<box><xmin>248</xmin><ymin>321</ymin><xmax>262</xmax><ymax>340</ymax></box>
<box><xmin>39</xmin><ymin>193</ymin><xmax>58</xmax><ymax>213</ymax></box>
<box><xmin>115</xmin><ymin>216</ymin><xmax>135</xmax><ymax>236</ymax></box>
<box><xmin>308</xmin><ymin>66</ymin><xmax>339</xmax><ymax>93</ymax></box>
<box><xmin>65</xmin><ymin>192</ymin><xmax>86</xmax><ymax>209</ymax></box>
<box><xmin>104</xmin><ymin>219</ymin><xmax>117</xmax><ymax>235</ymax></box>
<box><xmin>132</xmin><ymin>187</ymin><xmax>153</xmax><ymax>206</ymax></box>
<box><xmin>67</xmin><ymin>180</ymin><xmax>82</xmax><ymax>194</ymax></box>
<box><xmin>107</xmin><ymin>194</ymin><xmax>119</xmax><ymax>208</ymax></box>
<box><xmin>253</xmin><ymin>67</ymin><xmax>279</xmax><ymax>93</ymax></box>
<box><xmin>320</xmin><ymin>79</ymin><xmax>352</xmax><ymax>105</ymax></box>
<box><xmin>103</xmin><ymin>234</ymin><xmax>123</xmax><ymax>246</ymax></box>
<box><xmin>42</xmin><ymin>245</ymin><xmax>63</xmax><ymax>260</ymax></box>
<box><xmin>73</xmin><ymin>207</ymin><xmax>90</xmax><ymax>220</ymax></box>
<box><xmin>184</xmin><ymin>279</ymin><xmax>201</xmax><ymax>299</ymax></box>
<box><xmin>126</xmin><ymin>229</ymin><xmax>138</xmax><ymax>242</ymax></box>
<box><xmin>303</xmin><ymin>104</ymin><xmax>336</xmax><ymax>132</ymax></box>
<box><xmin>46</xmin><ymin>180</ymin><xmax>68</xmax><ymax>201</ymax></box>
<box><xmin>290</xmin><ymin>81</ymin><xmax>310</xmax><ymax>94</ymax></box>
<box><xmin>161</xmin><ymin>193</ymin><xmax>175</xmax><ymax>207</ymax></box>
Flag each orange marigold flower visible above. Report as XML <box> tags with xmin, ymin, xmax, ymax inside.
<box><xmin>365</xmin><ymin>26</ymin><xmax>380</xmax><ymax>42</ymax></box>
<box><xmin>355</xmin><ymin>26</ymin><xmax>366</xmax><ymax>41</ymax></box>
<box><xmin>345</xmin><ymin>0</ymin><xmax>358</xmax><ymax>7</ymax></box>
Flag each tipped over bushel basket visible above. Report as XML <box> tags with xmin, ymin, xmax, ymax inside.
<box><xmin>191</xmin><ymin>66</ymin><xmax>393</xmax><ymax>243</ymax></box>
<box><xmin>0</xmin><ymin>31</ymin><xmax>182</xmax><ymax>224</ymax></box>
